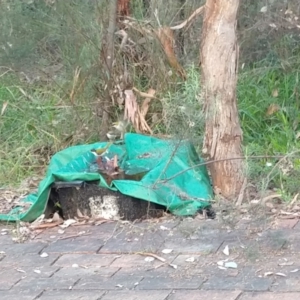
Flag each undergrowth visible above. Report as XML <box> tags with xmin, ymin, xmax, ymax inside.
<box><xmin>238</xmin><ymin>62</ymin><xmax>300</xmax><ymax>198</ymax></box>
<box><xmin>1</xmin><ymin>0</ymin><xmax>300</xmax><ymax>201</ymax></box>
<box><xmin>1</xmin><ymin>62</ymin><xmax>300</xmax><ymax>198</ymax></box>
<box><xmin>0</xmin><ymin>73</ymin><xmax>98</xmax><ymax>187</ymax></box>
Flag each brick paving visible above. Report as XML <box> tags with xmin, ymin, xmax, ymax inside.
<box><xmin>1</xmin><ymin>217</ymin><xmax>300</xmax><ymax>299</ymax></box>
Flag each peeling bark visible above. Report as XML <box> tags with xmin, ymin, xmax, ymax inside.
<box><xmin>200</xmin><ymin>0</ymin><xmax>245</xmax><ymax>199</ymax></box>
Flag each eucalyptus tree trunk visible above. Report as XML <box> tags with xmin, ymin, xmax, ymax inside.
<box><xmin>200</xmin><ymin>0</ymin><xmax>245</xmax><ymax>199</ymax></box>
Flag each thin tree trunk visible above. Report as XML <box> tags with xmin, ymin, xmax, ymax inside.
<box><xmin>106</xmin><ymin>0</ymin><xmax>118</xmax><ymax>73</ymax></box>
<box><xmin>100</xmin><ymin>0</ymin><xmax>118</xmax><ymax>140</ymax></box>
<box><xmin>200</xmin><ymin>0</ymin><xmax>245</xmax><ymax>199</ymax></box>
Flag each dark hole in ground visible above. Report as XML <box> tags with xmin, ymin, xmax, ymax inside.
<box><xmin>201</xmin><ymin>207</ymin><xmax>216</xmax><ymax>219</ymax></box>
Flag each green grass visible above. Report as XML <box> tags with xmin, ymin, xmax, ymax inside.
<box><xmin>238</xmin><ymin>66</ymin><xmax>299</xmax><ymax>149</ymax></box>
<box><xmin>1</xmin><ymin>63</ymin><xmax>300</xmax><ymax>198</ymax></box>
<box><xmin>0</xmin><ymin>74</ymin><xmax>99</xmax><ymax>187</ymax></box>
<box><xmin>0</xmin><ymin>77</ymin><xmax>57</xmax><ymax>186</ymax></box>
<box><xmin>238</xmin><ymin>64</ymin><xmax>300</xmax><ymax>196</ymax></box>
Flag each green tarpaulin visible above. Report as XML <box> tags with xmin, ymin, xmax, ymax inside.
<box><xmin>0</xmin><ymin>133</ymin><xmax>213</xmax><ymax>222</ymax></box>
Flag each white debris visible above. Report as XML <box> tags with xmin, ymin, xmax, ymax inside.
<box><xmin>275</xmin><ymin>272</ymin><xmax>287</xmax><ymax>277</ymax></box>
<box><xmin>223</xmin><ymin>245</ymin><xmax>230</xmax><ymax>256</ymax></box>
<box><xmin>224</xmin><ymin>261</ymin><xmax>238</xmax><ymax>269</ymax></box>
<box><xmin>260</xmin><ymin>6</ymin><xmax>268</xmax><ymax>13</ymax></box>
<box><xmin>40</xmin><ymin>252</ymin><xmax>49</xmax><ymax>258</ymax></box>
<box><xmin>290</xmin><ymin>269</ymin><xmax>299</xmax><ymax>273</ymax></box>
<box><xmin>160</xmin><ymin>226</ymin><xmax>169</xmax><ymax>231</ymax></box>
<box><xmin>144</xmin><ymin>257</ymin><xmax>155</xmax><ymax>262</ymax></box>
<box><xmin>162</xmin><ymin>249</ymin><xmax>173</xmax><ymax>254</ymax></box>
<box><xmin>185</xmin><ymin>257</ymin><xmax>195</xmax><ymax>262</ymax></box>
<box><xmin>60</xmin><ymin>219</ymin><xmax>77</xmax><ymax>228</ymax></box>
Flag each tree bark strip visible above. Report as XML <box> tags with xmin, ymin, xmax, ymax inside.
<box><xmin>200</xmin><ymin>0</ymin><xmax>245</xmax><ymax>199</ymax></box>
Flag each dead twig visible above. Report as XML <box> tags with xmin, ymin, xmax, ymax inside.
<box><xmin>136</xmin><ymin>252</ymin><xmax>166</xmax><ymax>262</ymax></box>
<box><xmin>30</xmin><ymin>222</ymin><xmax>63</xmax><ymax>230</ymax></box>
<box><xmin>132</xmin><ymin>87</ymin><xmax>157</xmax><ymax>99</ymax></box>
<box><xmin>157</xmin><ymin>154</ymin><xmax>300</xmax><ymax>184</ymax></box>
<box><xmin>170</xmin><ymin>6</ymin><xmax>205</xmax><ymax>30</ymax></box>
<box><xmin>58</xmin><ymin>232</ymin><xmax>92</xmax><ymax>241</ymax></box>
<box><xmin>236</xmin><ymin>178</ymin><xmax>247</xmax><ymax>206</ymax></box>
<box><xmin>136</xmin><ymin>252</ymin><xmax>176</xmax><ymax>269</ymax></box>
<box><xmin>289</xmin><ymin>193</ymin><xmax>299</xmax><ymax>208</ymax></box>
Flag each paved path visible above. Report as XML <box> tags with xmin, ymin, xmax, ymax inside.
<box><xmin>1</xmin><ymin>216</ymin><xmax>300</xmax><ymax>299</ymax></box>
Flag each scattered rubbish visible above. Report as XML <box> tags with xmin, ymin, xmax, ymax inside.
<box><xmin>290</xmin><ymin>269</ymin><xmax>299</xmax><ymax>273</ymax></box>
<box><xmin>160</xmin><ymin>225</ymin><xmax>170</xmax><ymax>231</ymax></box>
<box><xmin>60</xmin><ymin>219</ymin><xmax>77</xmax><ymax>228</ymax></box>
<box><xmin>278</xmin><ymin>262</ymin><xmax>294</xmax><ymax>266</ymax></box>
<box><xmin>217</xmin><ymin>260</ymin><xmax>226</xmax><ymax>266</ymax></box>
<box><xmin>40</xmin><ymin>252</ymin><xmax>49</xmax><ymax>258</ymax></box>
<box><xmin>185</xmin><ymin>257</ymin><xmax>195</xmax><ymax>262</ymax></box>
<box><xmin>275</xmin><ymin>272</ymin><xmax>287</xmax><ymax>277</ymax></box>
<box><xmin>264</xmin><ymin>272</ymin><xmax>273</xmax><ymax>277</ymax></box>
<box><xmin>162</xmin><ymin>249</ymin><xmax>173</xmax><ymax>254</ymax></box>
<box><xmin>260</xmin><ymin>6</ymin><xmax>268</xmax><ymax>13</ymax></box>
<box><xmin>225</xmin><ymin>262</ymin><xmax>238</xmax><ymax>269</ymax></box>
<box><xmin>144</xmin><ymin>257</ymin><xmax>155</xmax><ymax>262</ymax></box>
<box><xmin>34</xmin><ymin>270</ymin><xmax>41</xmax><ymax>274</ymax></box>
<box><xmin>223</xmin><ymin>245</ymin><xmax>230</xmax><ymax>256</ymax></box>
<box><xmin>217</xmin><ymin>259</ymin><xmax>237</xmax><ymax>269</ymax></box>
<box><xmin>16</xmin><ymin>268</ymin><xmax>26</xmax><ymax>273</ymax></box>
<box><xmin>72</xmin><ymin>264</ymin><xmax>79</xmax><ymax>268</ymax></box>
